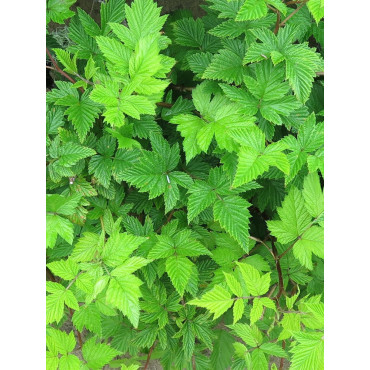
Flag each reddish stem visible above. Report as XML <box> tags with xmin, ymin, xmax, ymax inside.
<box><xmin>143</xmin><ymin>343</ymin><xmax>156</xmax><ymax>370</ymax></box>
<box><xmin>156</xmin><ymin>101</ymin><xmax>173</xmax><ymax>108</ymax></box>
<box><xmin>272</xmin><ymin>240</ymin><xmax>285</xmax><ymax>299</ymax></box>
<box><xmin>46</xmin><ymin>47</ymin><xmax>84</xmax><ymax>93</ymax></box>
<box><xmin>279</xmin><ymin>341</ymin><xmax>286</xmax><ymax>370</ymax></box>
<box><xmin>280</xmin><ymin>0</ymin><xmax>309</xmax><ymax>27</ymax></box>
<box><xmin>274</xmin><ymin>11</ymin><xmax>281</xmax><ymax>34</ymax></box>
<box><xmin>156</xmin><ymin>209</ymin><xmax>175</xmax><ymax>233</ymax></box>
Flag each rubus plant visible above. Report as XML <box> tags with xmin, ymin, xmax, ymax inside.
<box><xmin>46</xmin><ymin>0</ymin><xmax>324</xmax><ymax>369</ymax></box>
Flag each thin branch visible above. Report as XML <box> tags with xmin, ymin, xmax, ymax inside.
<box><xmin>316</xmin><ymin>71</ymin><xmax>324</xmax><ymax>76</ymax></box>
<box><xmin>279</xmin><ymin>340</ymin><xmax>286</xmax><ymax>370</ymax></box>
<box><xmin>266</xmin><ymin>4</ymin><xmax>281</xmax><ymax>35</ymax></box>
<box><xmin>249</xmin><ymin>236</ymin><xmax>276</xmax><ymax>260</ymax></box>
<box><xmin>156</xmin><ymin>209</ymin><xmax>175</xmax><ymax>233</ymax></box>
<box><xmin>274</xmin><ymin>10</ymin><xmax>281</xmax><ymax>34</ymax></box>
<box><xmin>46</xmin><ymin>65</ymin><xmax>94</xmax><ymax>86</ymax></box>
<box><xmin>75</xmin><ymin>73</ymin><xmax>94</xmax><ymax>86</ymax></box>
<box><xmin>192</xmin><ymin>355</ymin><xmax>196</xmax><ymax>370</ymax></box>
<box><xmin>171</xmin><ymin>85</ymin><xmax>195</xmax><ymax>92</ymax></box>
<box><xmin>278</xmin><ymin>238</ymin><xmax>300</xmax><ymax>260</ymax></box>
<box><xmin>280</xmin><ymin>0</ymin><xmax>309</xmax><ymax>27</ymax></box>
<box><xmin>271</xmin><ymin>240</ymin><xmax>285</xmax><ymax>299</ymax></box>
<box><xmin>46</xmin><ymin>48</ymin><xmax>84</xmax><ymax>93</ymax></box>
<box><xmin>278</xmin><ymin>212</ymin><xmax>323</xmax><ymax>260</ymax></box>
<box><xmin>156</xmin><ymin>101</ymin><xmax>173</xmax><ymax>108</ymax></box>
<box><xmin>260</xmin><ymin>284</ymin><xmax>278</xmax><ymax>321</ymax></box>
<box><xmin>285</xmin><ymin>0</ymin><xmax>304</xmax><ymax>5</ymax></box>
<box><xmin>66</xmin><ymin>271</ymin><xmax>83</xmax><ymax>290</ymax></box>
<box><xmin>143</xmin><ymin>343</ymin><xmax>156</xmax><ymax>370</ymax></box>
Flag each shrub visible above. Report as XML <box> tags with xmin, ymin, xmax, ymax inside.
<box><xmin>46</xmin><ymin>0</ymin><xmax>324</xmax><ymax>369</ymax></box>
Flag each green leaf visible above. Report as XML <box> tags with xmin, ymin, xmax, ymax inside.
<box><xmin>267</xmin><ymin>187</ymin><xmax>312</xmax><ymax>244</ymax></box>
<box><xmin>260</xmin><ymin>342</ymin><xmax>287</xmax><ymax>358</ymax></box>
<box><xmin>77</xmin><ymin>8</ymin><xmax>101</xmax><ymax>37</ymax></box>
<box><xmin>307</xmin><ymin>0</ymin><xmax>324</xmax><ymax>24</ymax></box>
<box><xmin>111</xmin><ymin>257</ymin><xmax>152</xmax><ymax>276</ymax></box>
<box><xmin>59</xmin><ymin>92</ymin><xmax>101</xmax><ymax>142</ymax></box>
<box><xmin>72</xmin><ymin>303</ymin><xmax>102</xmax><ymax>334</ymax></box>
<box><xmin>47</xmin><ymin>0</ymin><xmax>76</xmax><ymax>24</ymax></box>
<box><xmin>210</xmin><ymin>329</ymin><xmax>235</xmax><ymax>370</ymax></box>
<box><xmin>47</xmin><ymin>328</ymin><xmax>76</xmax><ymax>355</ymax></box>
<box><xmin>303</xmin><ymin>172</ymin><xmax>324</xmax><ymax>219</ymax></box>
<box><xmin>166</xmin><ymin>255</ymin><xmax>193</xmax><ymax>296</ymax></box>
<box><xmin>46</xmin><ymin>214</ymin><xmax>74</xmax><ymax>248</ymax></box>
<box><xmin>290</xmin><ymin>332</ymin><xmax>324</xmax><ymax>370</ymax></box>
<box><xmin>88</xmin><ymin>155</ymin><xmax>113</xmax><ymax>188</ymax></box>
<box><xmin>82</xmin><ymin>338</ymin><xmax>121</xmax><ymax>369</ymax></box>
<box><xmin>47</xmin><ymin>258</ymin><xmax>79</xmax><ymax>280</ymax></box>
<box><xmin>267</xmin><ymin>0</ymin><xmax>288</xmax><ymax>15</ymax></box>
<box><xmin>251</xmin><ymin>348</ymin><xmax>268</xmax><ymax>370</ymax></box>
<box><xmin>229</xmin><ymin>323</ymin><xmax>261</xmax><ymax>347</ymax></box>
<box><xmin>106</xmin><ymin>274</ymin><xmax>143</xmax><ymax>327</ymax></box>
<box><xmin>46</xmin><ymin>288</ymin><xmax>79</xmax><ymax>324</ymax></box>
<box><xmin>237</xmin><ymin>263</ymin><xmax>271</xmax><ymax>296</ymax></box>
<box><xmin>187</xmin><ymin>181</ymin><xmax>217</xmax><ymax>222</ymax></box>
<box><xmin>233</xmin><ymin>299</ymin><xmax>245</xmax><ymax>324</ymax></box>
<box><xmin>170</xmin><ymin>114</ymin><xmax>204</xmax><ymax>162</ymax></box>
<box><xmin>203</xmin><ymin>49</ymin><xmax>245</xmax><ymax>84</ymax></box>
<box><xmin>46</xmin><ymin>194</ymin><xmax>82</xmax><ymax>216</ymax></box>
<box><xmin>102</xmin><ymin>232</ymin><xmax>147</xmax><ymax>267</ymax></box>
<box><xmin>224</xmin><ymin>272</ymin><xmax>243</xmax><ymax>297</ymax></box>
<box><xmin>236</xmin><ymin>0</ymin><xmax>267</xmax><ymax>21</ymax></box>
<box><xmin>188</xmin><ymin>285</ymin><xmax>233</xmax><ymax>319</ymax></box>
<box><xmin>53</xmin><ymin>49</ymin><xmax>78</xmax><ymax>74</ymax></box>
<box><xmin>284</xmin><ymin>42</ymin><xmax>322</xmax><ymax>103</ymax></box>
<box><xmin>293</xmin><ymin>225</ymin><xmax>324</xmax><ymax>270</ymax></box>
<box><xmin>96</xmin><ymin>36</ymin><xmax>131</xmax><ymax>74</ymax></box>
<box><xmin>213</xmin><ymin>195</ymin><xmax>251</xmax><ymax>251</ymax></box>
<box><xmin>250</xmin><ymin>297</ymin><xmax>276</xmax><ymax>324</ymax></box>
<box><xmin>59</xmin><ymin>354</ymin><xmax>81</xmax><ymax>369</ymax></box>
<box><xmin>174</xmin><ymin>18</ymin><xmax>205</xmax><ymax>47</ymax></box>
<box><xmin>100</xmin><ymin>0</ymin><xmax>126</xmax><ymax>35</ymax></box>
<box><xmin>46</xmin><ymin>351</ymin><xmax>59</xmax><ymax>370</ymax></box>
<box><xmin>71</xmin><ymin>232</ymin><xmax>101</xmax><ymax>262</ymax></box>
<box><xmin>125</xmin><ymin>0</ymin><xmax>167</xmax><ymax>44</ymax></box>
<box><xmin>58</xmin><ymin>142</ymin><xmax>96</xmax><ymax>167</ymax></box>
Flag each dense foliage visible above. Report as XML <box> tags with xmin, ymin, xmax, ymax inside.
<box><xmin>46</xmin><ymin>0</ymin><xmax>324</xmax><ymax>369</ymax></box>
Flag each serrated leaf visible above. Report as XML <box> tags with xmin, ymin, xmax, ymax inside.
<box><xmin>233</xmin><ymin>299</ymin><xmax>245</xmax><ymax>324</ymax></box>
<box><xmin>303</xmin><ymin>171</ymin><xmax>324</xmax><ymax>218</ymax></box>
<box><xmin>47</xmin><ymin>258</ymin><xmax>79</xmax><ymax>280</ymax></box>
<box><xmin>71</xmin><ymin>232</ymin><xmax>101</xmax><ymax>262</ymax></box>
<box><xmin>165</xmin><ymin>255</ymin><xmax>193</xmax><ymax>296</ymax></box>
<box><xmin>58</xmin><ymin>142</ymin><xmax>96</xmax><ymax>167</ymax></box>
<box><xmin>293</xmin><ymin>225</ymin><xmax>324</xmax><ymax>269</ymax></box>
<box><xmin>59</xmin><ymin>354</ymin><xmax>81</xmax><ymax>369</ymax></box>
<box><xmin>60</xmin><ymin>92</ymin><xmax>101</xmax><ymax>142</ymax></box>
<box><xmin>213</xmin><ymin>195</ymin><xmax>251</xmax><ymax>251</ymax></box>
<box><xmin>82</xmin><ymin>338</ymin><xmax>121</xmax><ymax>369</ymax></box>
<box><xmin>236</xmin><ymin>0</ymin><xmax>267</xmax><ymax>21</ymax></box>
<box><xmin>174</xmin><ymin>18</ymin><xmax>205</xmax><ymax>47</ymax></box>
<box><xmin>267</xmin><ymin>187</ymin><xmax>312</xmax><ymax>244</ymax></box>
<box><xmin>238</xmin><ymin>263</ymin><xmax>271</xmax><ymax>296</ymax></box>
<box><xmin>290</xmin><ymin>332</ymin><xmax>324</xmax><ymax>370</ymax></box>
<box><xmin>224</xmin><ymin>272</ymin><xmax>243</xmax><ymax>297</ymax></box>
<box><xmin>189</xmin><ymin>285</ymin><xmax>233</xmax><ymax>319</ymax></box>
<box><xmin>307</xmin><ymin>0</ymin><xmax>324</xmax><ymax>24</ymax></box>
<box><xmin>203</xmin><ymin>49</ymin><xmax>245</xmax><ymax>84</ymax></box>
<box><xmin>106</xmin><ymin>274</ymin><xmax>143</xmax><ymax>327</ymax></box>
